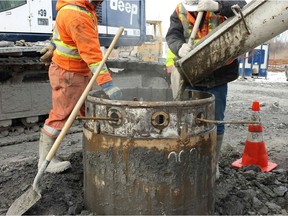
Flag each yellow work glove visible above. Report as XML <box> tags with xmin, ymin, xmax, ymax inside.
<box><xmin>40</xmin><ymin>42</ymin><xmax>55</xmax><ymax>66</ymax></box>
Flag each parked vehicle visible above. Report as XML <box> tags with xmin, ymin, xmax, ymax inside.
<box><xmin>0</xmin><ymin>0</ymin><xmax>168</xmax><ymax>136</ymax></box>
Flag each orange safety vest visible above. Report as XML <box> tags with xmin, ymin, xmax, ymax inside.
<box><xmin>52</xmin><ymin>0</ymin><xmax>111</xmax><ymax>85</ymax></box>
<box><xmin>176</xmin><ymin>3</ymin><xmax>224</xmax><ymax>44</ymax></box>
<box><xmin>176</xmin><ymin>3</ymin><xmax>234</xmax><ymax>65</ymax></box>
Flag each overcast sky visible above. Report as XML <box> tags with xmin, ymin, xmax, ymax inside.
<box><xmin>145</xmin><ymin>0</ymin><xmax>182</xmax><ymax>36</ymax></box>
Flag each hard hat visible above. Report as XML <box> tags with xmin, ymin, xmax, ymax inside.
<box><xmin>182</xmin><ymin>0</ymin><xmax>198</xmax><ymax>11</ymax></box>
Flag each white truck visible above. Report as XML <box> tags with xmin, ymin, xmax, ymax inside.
<box><xmin>0</xmin><ymin>0</ymin><xmax>168</xmax><ymax>137</ymax></box>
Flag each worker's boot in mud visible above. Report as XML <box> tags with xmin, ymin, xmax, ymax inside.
<box><xmin>38</xmin><ymin>132</ymin><xmax>71</xmax><ymax>173</ymax></box>
<box><xmin>216</xmin><ymin>134</ymin><xmax>224</xmax><ymax>179</ymax></box>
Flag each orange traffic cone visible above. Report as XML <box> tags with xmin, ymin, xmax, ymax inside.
<box><xmin>232</xmin><ymin>101</ymin><xmax>278</xmax><ymax>172</ymax></box>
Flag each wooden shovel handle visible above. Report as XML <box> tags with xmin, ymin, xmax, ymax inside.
<box><xmin>188</xmin><ymin>11</ymin><xmax>204</xmax><ymax>46</ymax></box>
<box><xmin>45</xmin><ymin>27</ymin><xmax>124</xmax><ymax>161</ymax></box>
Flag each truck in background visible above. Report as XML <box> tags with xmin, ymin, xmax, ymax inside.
<box><xmin>0</xmin><ymin>0</ymin><xmax>168</xmax><ymax>136</ymax></box>
<box><xmin>0</xmin><ymin>0</ymin><xmax>146</xmax><ymax>46</ymax></box>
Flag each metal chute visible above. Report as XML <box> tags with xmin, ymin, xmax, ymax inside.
<box><xmin>175</xmin><ymin>0</ymin><xmax>288</xmax><ymax>85</ymax></box>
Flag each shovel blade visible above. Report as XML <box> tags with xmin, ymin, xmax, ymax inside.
<box><xmin>6</xmin><ymin>185</ymin><xmax>41</xmax><ymax>216</ymax></box>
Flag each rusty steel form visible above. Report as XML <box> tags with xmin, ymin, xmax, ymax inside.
<box><xmin>82</xmin><ymin>88</ymin><xmax>217</xmax><ymax>215</ymax></box>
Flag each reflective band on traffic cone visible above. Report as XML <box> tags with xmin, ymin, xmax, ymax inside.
<box><xmin>232</xmin><ymin>125</ymin><xmax>277</xmax><ymax>172</ymax></box>
<box><xmin>232</xmin><ymin>102</ymin><xmax>278</xmax><ymax>172</ymax></box>
<box><xmin>241</xmin><ymin>125</ymin><xmax>268</xmax><ymax>168</ymax></box>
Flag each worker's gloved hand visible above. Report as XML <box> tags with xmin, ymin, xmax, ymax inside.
<box><xmin>178</xmin><ymin>43</ymin><xmax>192</xmax><ymax>58</ymax></box>
<box><xmin>100</xmin><ymin>81</ymin><xmax>123</xmax><ymax>100</ymax></box>
<box><xmin>197</xmin><ymin>0</ymin><xmax>220</xmax><ymax>12</ymax></box>
<box><xmin>40</xmin><ymin>42</ymin><xmax>55</xmax><ymax>66</ymax></box>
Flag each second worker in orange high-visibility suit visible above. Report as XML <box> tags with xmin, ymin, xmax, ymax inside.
<box><xmin>38</xmin><ymin>0</ymin><xmax>122</xmax><ymax>173</ymax></box>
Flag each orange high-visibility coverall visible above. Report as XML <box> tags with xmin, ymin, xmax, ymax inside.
<box><xmin>44</xmin><ymin>0</ymin><xmax>111</xmax><ymax>137</ymax></box>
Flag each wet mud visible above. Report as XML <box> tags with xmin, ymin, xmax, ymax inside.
<box><xmin>0</xmin><ymin>149</ymin><xmax>287</xmax><ymax>215</ymax></box>
<box><xmin>1</xmin><ymin>78</ymin><xmax>288</xmax><ymax>215</ymax></box>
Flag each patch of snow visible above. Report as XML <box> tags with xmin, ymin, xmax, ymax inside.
<box><xmin>240</xmin><ymin>72</ymin><xmax>288</xmax><ymax>83</ymax></box>
<box><xmin>261</xmin><ymin>72</ymin><xmax>287</xmax><ymax>83</ymax></box>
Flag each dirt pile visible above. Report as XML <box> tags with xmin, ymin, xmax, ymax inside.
<box><xmin>216</xmin><ymin>150</ymin><xmax>288</xmax><ymax>215</ymax></box>
<box><xmin>1</xmin><ymin>150</ymin><xmax>287</xmax><ymax>215</ymax></box>
<box><xmin>0</xmin><ymin>152</ymin><xmax>84</xmax><ymax>215</ymax></box>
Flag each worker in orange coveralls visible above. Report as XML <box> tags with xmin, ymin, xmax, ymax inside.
<box><xmin>39</xmin><ymin>0</ymin><xmax>122</xmax><ymax>173</ymax></box>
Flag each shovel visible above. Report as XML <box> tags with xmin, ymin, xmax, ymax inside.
<box><xmin>6</xmin><ymin>26</ymin><xmax>124</xmax><ymax>216</ymax></box>
<box><xmin>174</xmin><ymin>11</ymin><xmax>204</xmax><ymax>100</ymax></box>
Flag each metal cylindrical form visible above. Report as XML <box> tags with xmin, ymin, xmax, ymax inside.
<box><xmin>83</xmin><ymin>88</ymin><xmax>216</xmax><ymax>215</ymax></box>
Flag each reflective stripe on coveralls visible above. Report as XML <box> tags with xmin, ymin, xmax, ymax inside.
<box><xmin>43</xmin><ymin>62</ymin><xmax>92</xmax><ymax>137</ymax></box>
<box><xmin>52</xmin><ymin>4</ymin><xmax>109</xmax><ymax>77</ymax></box>
<box><xmin>53</xmin><ymin>5</ymin><xmax>91</xmax><ymax>60</ymax></box>
<box><xmin>42</xmin><ymin>124</ymin><xmax>61</xmax><ymax>138</ymax></box>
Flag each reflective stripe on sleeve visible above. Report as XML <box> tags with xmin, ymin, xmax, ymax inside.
<box><xmin>89</xmin><ymin>62</ymin><xmax>108</xmax><ymax>75</ymax></box>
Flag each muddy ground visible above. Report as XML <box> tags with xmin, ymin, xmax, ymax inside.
<box><xmin>0</xmin><ymin>72</ymin><xmax>288</xmax><ymax>215</ymax></box>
